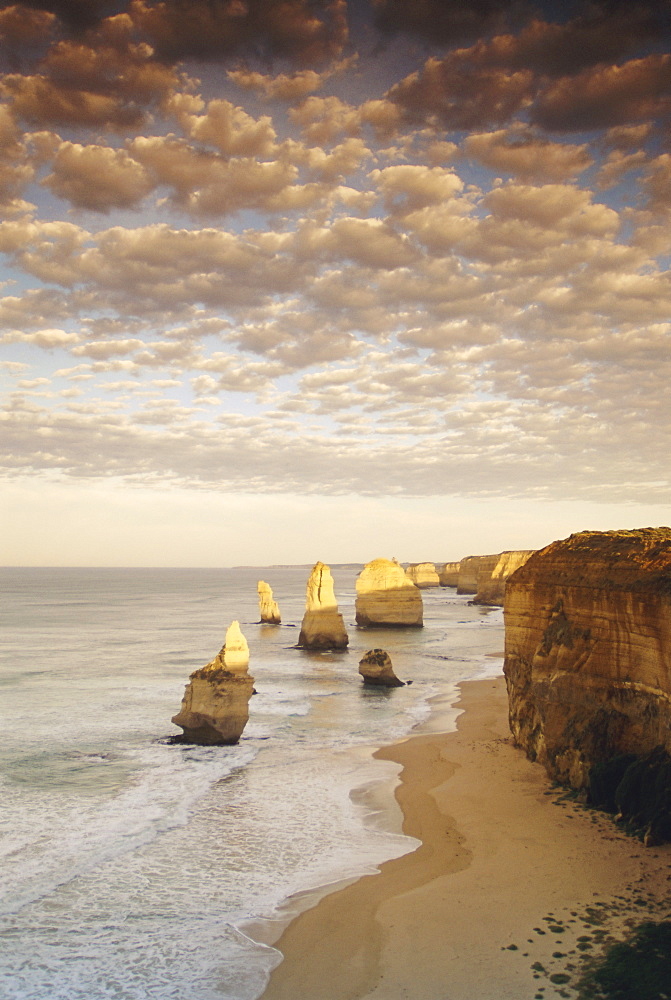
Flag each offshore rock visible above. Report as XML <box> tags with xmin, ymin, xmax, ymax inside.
<box><xmin>437</xmin><ymin>561</ymin><xmax>460</xmax><ymax>587</ymax></box>
<box><xmin>457</xmin><ymin>554</ymin><xmax>499</xmax><ymax>595</ymax></box>
<box><xmin>405</xmin><ymin>562</ymin><xmax>440</xmax><ymax>589</ymax></box>
<box><xmin>359</xmin><ymin>649</ymin><xmax>405</xmax><ymax>687</ymax></box>
<box><xmin>298</xmin><ymin>562</ymin><xmax>349</xmax><ymax>650</ymax></box>
<box><xmin>257</xmin><ymin>580</ymin><xmax>281</xmax><ymax>624</ymax></box>
<box><xmin>171</xmin><ymin>621</ymin><xmax>254</xmax><ymax>745</ymax></box>
<box><xmin>473</xmin><ymin>550</ymin><xmax>536</xmax><ymax>606</ymax></box>
<box><xmin>504</xmin><ymin>527</ymin><xmax>671</xmax><ymax>791</ymax></box>
<box><xmin>355</xmin><ymin>558</ymin><xmax>423</xmax><ymax>628</ymax></box>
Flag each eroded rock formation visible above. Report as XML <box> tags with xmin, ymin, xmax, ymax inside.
<box><xmin>405</xmin><ymin>562</ymin><xmax>440</xmax><ymax>589</ymax></box>
<box><xmin>437</xmin><ymin>561</ymin><xmax>460</xmax><ymax>587</ymax></box>
<box><xmin>358</xmin><ymin>649</ymin><xmax>404</xmax><ymax>687</ymax></box>
<box><xmin>355</xmin><ymin>558</ymin><xmax>423</xmax><ymax>627</ymax></box>
<box><xmin>257</xmin><ymin>580</ymin><xmax>281</xmax><ymax>624</ymax></box>
<box><xmin>504</xmin><ymin>528</ymin><xmax>671</xmax><ymax>791</ymax></box>
<box><xmin>457</xmin><ymin>554</ymin><xmax>499</xmax><ymax>594</ymax></box>
<box><xmin>171</xmin><ymin>621</ymin><xmax>254</xmax><ymax>745</ymax></box>
<box><xmin>298</xmin><ymin>562</ymin><xmax>349</xmax><ymax>650</ymax></box>
<box><xmin>473</xmin><ymin>550</ymin><xmax>536</xmax><ymax>606</ymax></box>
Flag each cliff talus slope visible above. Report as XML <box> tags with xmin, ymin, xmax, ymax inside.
<box><xmin>504</xmin><ymin>528</ymin><xmax>671</xmax><ymax>789</ymax></box>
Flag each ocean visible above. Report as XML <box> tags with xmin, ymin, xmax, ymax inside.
<box><xmin>0</xmin><ymin>566</ymin><xmax>504</xmax><ymax>1000</ymax></box>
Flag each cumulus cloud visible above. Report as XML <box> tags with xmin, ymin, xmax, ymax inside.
<box><xmin>388</xmin><ymin>55</ymin><xmax>534</xmax><ymax>131</ymax></box>
<box><xmin>129</xmin><ymin>0</ymin><xmax>349</xmax><ymax>66</ymax></box>
<box><xmin>463</xmin><ymin>127</ymin><xmax>592</xmax><ymax>181</ymax></box>
<box><xmin>43</xmin><ymin>141</ymin><xmax>154</xmax><ymax>210</ymax></box>
<box><xmin>1</xmin><ymin>0</ymin><xmax>670</xmax><ymax>519</ymax></box>
<box><xmin>532</xmin><ymin>54</ymin><xmax>671</xmax><ymax>132</ymax></box>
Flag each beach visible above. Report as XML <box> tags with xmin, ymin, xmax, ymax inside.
<box><xmin>260</xmin><ymin>675</ymin><xmax>671</xmax><ymax>1000</ymax></box>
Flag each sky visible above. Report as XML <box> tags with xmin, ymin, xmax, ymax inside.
<box><xmin>0</xmin><ymin>0</ymin><xmax>670</xmax><ymax>567</ymax></box>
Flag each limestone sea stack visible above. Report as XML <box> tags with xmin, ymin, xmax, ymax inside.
<box><xmin>437</xmin><ymin>561</ymin><xmax>460</xmax><ymax>587</ymax></box>
<box><xmin>405</xmin><ymin>562</ymin><xmax>440</xmax><ymax>589</ymax></box>
<box><xmin>355</xmin><ymin>558</ymin><xmax>423</xmax><ymax>627</ymax></box>
<box><xmin>297</xmin><ymin>562</ymin><xmax>349</xmax><ymax>650</ymax></box>
<box><xmin>473</xmin><ymin>550</ymin><xmax>536</xmax><ymax>606</ymax></box>
<box><xmin>171</xmin><ymin>621</ymin><xmax>254</xmax><ymax>745</ymax></box>
<box><xmin>456</xmin><ymin>554</ymin><xmax>499</xmax><ymax>594</ymax></box>
<box><xmin>504</xmin><ymin>528</ymin><xmax>671</xmax><ymax>791</ymax></box>
<box><xmin>359</xmin><ymin>649</ymin><xmax>405</xmax><ymax>687</ymax></box>
<box><xmin>257</xmin><ymin>580</ymin><xmax>281</xmax><ymax>624</ymax></box>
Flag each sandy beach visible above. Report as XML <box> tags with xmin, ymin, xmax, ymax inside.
<box><xmin>259</xmin><ymin>675</ymin><xmax>671</xmax><ymax>1000</ymax></box>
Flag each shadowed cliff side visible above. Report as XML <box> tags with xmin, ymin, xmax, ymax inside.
<box><xmin>504</xmin><ymin>528</ymin><xmax>671</xmax><ymax>799</ymax></box>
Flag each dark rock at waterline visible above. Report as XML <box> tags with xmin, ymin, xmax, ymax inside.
<box><xmin>359</xmin><ymin>648</ymin><xmax>405</xmax><ymax>687</ymax></box>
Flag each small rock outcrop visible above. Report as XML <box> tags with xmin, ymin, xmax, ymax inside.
<box><xmin>171</xmin><ymin>621</ymin><xmax>254</xmax><ymax>745</ymax></box>
<box><xmin>358</xmin><ymin>649</ymin><xmax>405</xmax><ymax>687</ymax></box>
<box><xmin>473</xmin><ymin>550</ymin><xmax>536</xmax><ymax>606</ymax></box>
<box><xmin>437</xmin><ymin>561</ymin><xmax>460</xmax><ymax>587</ymax></box>
<box><xmin>504</xmin><ymin>528</ymin><xmax>671</xmax><ymax>792</ymax></box>
<box><xmin>355</xmin><ymin>558</ymin><xmax>423</xmax><ymax>627</ymax></box>
<box><xmin>405</xmin><ymin>562</ymin><xmax>440</xmax><ymax>589</ymax></box>
<box><xmin>457</xmin><ymin>554</ymin><xmax>499</xmax><ymax>594</ymax></box>
<box><xmin>257</xmin><ymin>580</ymin><xmax>281</xmax><ymax>624</ymax></box>
<box><xmin>297</xmin><ymin>562</ymin><xmax>349</xmax><ymax>650</ymax></box>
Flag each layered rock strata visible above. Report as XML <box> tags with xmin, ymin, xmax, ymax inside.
<box><xmin>298</xmin><ymin>562</ymin><xmax>349</xmax><ymax>650</ymax></box>
<box><xmin>355</xmin><ymin>558</ymin><xmax>423</xmax><ymax>627</ymax></box>
<box><xmin>473</xmin><ymin>550</ymin><xmax>536</xmax><ymax>606</ymax></box>
<box><xmin>358</xmin><ymin>649</ymin><xmax>404</xmax><ymax>687</ymax></box>
<box><xmin>437</xmin><ymin>561</ymin><xmax>460</xmax><ymax>587</ymax></box>
<box><xmin>171</xmin><ymin>620</ymin><xmax>254</xmax><ymax>745</ymax></box>
<box><xmin>504</xmin><ymin>528</ymin><xmax>671</xmax><ymax>790</ymax></box>
<box><xmin>457</xmin><ymin>554</ymin><xmax>499</xmax><ymax>594</ymax></box>
<box><xmin>405</xmin><ymin>563</ymin><xmax>440</xmax><ymax>589</ymax></box>
<box><xmin>257</xmin><ymin>580</ymin><xmax>281</xmax><ymax>624</ymax></box>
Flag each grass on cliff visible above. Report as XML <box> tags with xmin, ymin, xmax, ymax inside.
<box><xmin>576</xmin><ymin>921</ymin><xmax>671</xmax><ymax>999</ymax></box>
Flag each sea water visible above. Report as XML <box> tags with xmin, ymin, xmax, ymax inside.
<box><xmin>0</xmin><ymin>566</ymin><xmax>505</xmax><ymax>1000</ymax></box>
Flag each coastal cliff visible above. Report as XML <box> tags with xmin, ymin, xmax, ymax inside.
<box><xmin>405</xmin><ymin>562</ymin><xmax>440</xmax><ymax>589</ymax></box>
<box><xmin>457</xmin><ymin>554</ymin><xmax>498</xmax><ymax>594</ymax></box>
<box><xmin>473</xmin><ymin>550</ymin><xmax>536</xmax><ymax>606</ymax></box>
<box><xmin>503</xmin><ymin>528</ymin><xmax>671</xmax><ymax>794</ymax></box>
<box><xmin>437</xmin><ymin>561</ymin><xmax>460</xmax><ymax>587</ymax></box>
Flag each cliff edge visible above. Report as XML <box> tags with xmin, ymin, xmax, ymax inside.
<box><xmin>503</xmin><ymin>528</ymin><xmax>671</xmax><ymax>792</ymax></box>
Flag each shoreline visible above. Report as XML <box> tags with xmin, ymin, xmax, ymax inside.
<box><xmin>258</xmin><ymin>675</ymin><xmax>671</xmax><ymax>1000</ymax></box>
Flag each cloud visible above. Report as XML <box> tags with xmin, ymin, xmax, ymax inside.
<box><xmin>43</xmin><ymin>141</ymin><xmax>154</xmax><ymax>210</ymax></box>
<box><xmin>129</xmin><ymin>135</ymin><xmax>300</xmax><ymax>216</ymax></box>
<box><xmin>3</xmin><ymin>327</ymin><xmax>80</xmax><ymax>347</ymax></box>
<box><xmin>129</xmin><ymin>0</ymin><xmax>349</xmax><ymax>66</ymax></box>
<box><xmin>371</xmin><ymin>164</ymin><xmax>464</xmax><ymax>214</ymax></box>
<box><xmin>532</xmin><ymin>54</ymin><xmax>671</xmax><ymax>132</ymax></box>
<box><xmin>463</xmin><ymin>127</ymin><xmax>592</xmax><ymax>181</ymax></box>
<box><xmin>176</xmin><ymin>97</ymin><xmax>279</xmax><ymax>157</ymax></box>
<box><xmin>227</xmin><ymin>56</ymin><xmax>356</xmax><ymax>100</ymax></box>
<box><xmin>0</xmin><ymin>18</ymin><xmax>181</xmax><ymax>129</ymax></box>
<box><xmin>372</xmin><ymin>0</ymin><xmax>526</xmax><ymax>46</ymax></box>
<box><xmin>388</xmin><ymin>55</ymin><xmax>534</xmax><ymax>131</ymax></box>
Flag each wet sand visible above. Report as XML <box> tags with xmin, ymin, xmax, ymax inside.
<box><xmin>259</xmin><ymin>675</ymin><xmax>671</xmax><ymax>1000</ymax></box>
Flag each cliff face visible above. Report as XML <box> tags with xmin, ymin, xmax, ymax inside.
<box><xmin>405</xmin><ymin>562</ymin><xmax>440</xmax><ymax>589</ymax></box>
<box><xmin>457</xmin><ymin>554</ymin><xmax>499</xmax><ymax>595</ymax></box>
<box><xmin>356</xmin><ymin>558</ymin><xmax>423</xmax><ymax>627</ymax></box>
<box><xmin>437</xmin><ymin>561</ymin><xmax>460</xmax><ymax>587</ymax></box>
<box><xmin>473</xmin><ymin>550</ymin><xmax>536</xmax><ymax>606</ymax></box>
<box><xmin>504</xmin><ymin>528</ymin><xmax>671</xmax><ymax>789</ymax></box>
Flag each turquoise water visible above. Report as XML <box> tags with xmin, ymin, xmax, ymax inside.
<box><xmin>0</xmin><ymin>566</ymin><xmax>504</xmax><ymax>999</ymax></box>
